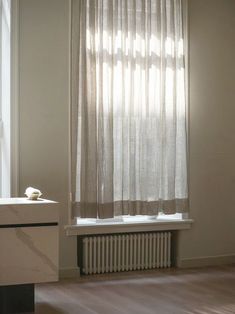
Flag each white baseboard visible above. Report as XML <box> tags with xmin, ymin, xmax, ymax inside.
<box><xmin>59</xmin><ymin>267</ymin><xmax>80</xmax><ymax>279</ymax></box>
<box><xmin>178</xmin><ymin>254</ymin><xmax>235</xmax><ymax>268</ymax></box>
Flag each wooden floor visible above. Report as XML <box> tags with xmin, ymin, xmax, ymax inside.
<box><xmin>34</xmin><ymin>265</ymin><xmax>235</xmax><ymax>314</ymax></box>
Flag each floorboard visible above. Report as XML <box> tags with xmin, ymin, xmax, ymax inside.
<box><xmin>34</xmin><ymin>265</ymin><xmax>235</xmax><ymax>314</ymax></box>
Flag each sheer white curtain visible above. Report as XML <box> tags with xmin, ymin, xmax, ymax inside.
<box><xmin>71</xmin><ymin>0</ymin><xmax>188</xmax><ymax>219</ymax></box>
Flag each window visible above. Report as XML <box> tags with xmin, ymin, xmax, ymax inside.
<box><xmin>71</xmin><ymin>0</ymin><xmax>188</xmax><ymax>221</ymax></box>
<box><xmin>0</xmin><ymin>0</ymin><xmax>11</xmax><ymax>197</ymax></box>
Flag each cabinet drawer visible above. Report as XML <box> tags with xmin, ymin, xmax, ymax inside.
<box><xmin>0</xmin><ymin>226</ymin><xmax>58</xmax><ymax>286</ymax></box>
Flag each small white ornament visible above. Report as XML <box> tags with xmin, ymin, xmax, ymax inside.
<box><xmin>25</xmin><ymin>187</ymin><xmax>42</xmax><ymax>200</ymax></box>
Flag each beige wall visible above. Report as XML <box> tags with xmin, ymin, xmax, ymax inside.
<box><xmin>18</xmin><ymin>0</ymin><xmax>235</xmax><ymax>271</ymax></box>
<box><xmin>178</xmin><ymin>0</ymin><xmax>235</xmax><ymax>266</ymax></box>
<box><xmin>18</xmin><ymin>0</ymin><xmax>77</xmax><ymax>271</ymax></box>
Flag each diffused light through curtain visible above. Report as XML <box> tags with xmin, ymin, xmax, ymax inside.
<box><xmin>71</xmin><ymin>0</ymin><xmax>188</xmax><ymax>219</ymax></box>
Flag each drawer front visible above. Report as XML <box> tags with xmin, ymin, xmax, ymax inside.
<box><xmin>0</xmin><ymin>226</ymin><xmax>58</xmax><ymax>286</ymax></box>
<box><xmin>0</xmin><ymin>203</ymin><xmax>58</xmax><ymax>225</ymax></box>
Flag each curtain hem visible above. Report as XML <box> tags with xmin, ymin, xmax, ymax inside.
<box><xmin>72</xmin><ymin>198</ymin><xmax>189</xmax><ymax>219</ymax></box>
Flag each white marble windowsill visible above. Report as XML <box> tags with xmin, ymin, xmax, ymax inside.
<box><xmin>65</xmin><ymin>216</ymin><xmax>193</xmax><ymax>236</ymax></box>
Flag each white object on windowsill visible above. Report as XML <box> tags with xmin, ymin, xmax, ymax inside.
<box><xmin>25</xmin><ymin>187</ymin><xmax>42</xmax><ymax>200</ymax></box>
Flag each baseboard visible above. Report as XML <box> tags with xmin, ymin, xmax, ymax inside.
<box><xmin>178</xmin><ymin>254</ymin><xmax>235</xmax><ymax>268</ymax></box>
<box><xmin>59</xmin><ymin>267</ymin><xmax>80</xmax><ymax>279</ymax></box>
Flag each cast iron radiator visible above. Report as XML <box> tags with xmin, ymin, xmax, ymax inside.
<box><xmin>77</xmin><ymin>231</ymin><xmax>172</xmax><ymax>275</ymax></box>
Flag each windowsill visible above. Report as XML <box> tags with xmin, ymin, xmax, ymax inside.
<box><xmin>65</xmin><ymin>216</ymin><xmax>193</xmax><ymax>236</ymax></box>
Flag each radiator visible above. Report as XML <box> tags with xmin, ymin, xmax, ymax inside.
<box><xmin>81</xmin><ymin>232</ymin><xmax>172</xmax><ymax>275</ymax></box>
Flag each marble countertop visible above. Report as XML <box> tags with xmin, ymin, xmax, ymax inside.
<box><xmin>0</xmin><ymin>198</ymin><xmax>57</xmax><ymax>206</ymax></box>
<box><xmin>0</xmin><ymin>198</ymin><xmax>59</xmax><ymax>225</ymax></box>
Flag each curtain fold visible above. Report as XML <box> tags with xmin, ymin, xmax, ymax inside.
<box><xmin>72</xmin><ymin>0</ymin><xmax>188</xmax><ymax>219</ymax></box>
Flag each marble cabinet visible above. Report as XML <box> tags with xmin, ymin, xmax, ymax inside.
<box><xmin>0</xmin><ymin>198</ymin><xmax>59</xmax><ymax>313</ymax></box>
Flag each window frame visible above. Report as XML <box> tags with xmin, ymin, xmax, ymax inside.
<box><xmin>0</xmin><ymin>0</ymin><xmax>11</xmax><ymax>197</ymax></box>
<box><xmin>10</xmin><ymin>0</ymin><xmax>19</xmax><ymax>197</ymax></box>
<box><xmin>0</xmin><ymin>0</ymin><xmax>19</xmax><ymax>197</ymax></box>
